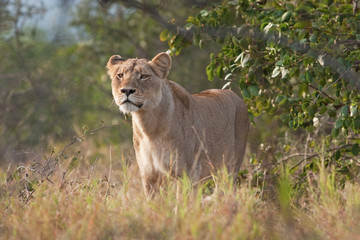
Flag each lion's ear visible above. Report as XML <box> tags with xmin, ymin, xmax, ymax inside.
<box><xmin>107</xmin><ymin>55</ymin><xmax>125</xmax><ymax>69</ymax></box>
<box><xmin>150</xmin><ymin>52</ymin><xmax>172</xmax><ymax>79</ymax></box>
<box><xmin>106</xmin><ymin>55</ymin><xmax>125</xmax><ymax>78</ymax></box>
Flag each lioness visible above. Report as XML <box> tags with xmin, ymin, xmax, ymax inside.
<box><xmin>107</xmin><ymin>52</ymin><xmax>249</xmax><ymax>198</ymax></box>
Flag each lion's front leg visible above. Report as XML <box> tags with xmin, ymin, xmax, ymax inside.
<box><xmin>141</xmin><ymin>172</ymin><xmax>161</xmax><ymax>200</ymax></box>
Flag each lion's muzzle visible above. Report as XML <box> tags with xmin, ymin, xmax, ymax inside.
<box><xmin>121</xmin><ymin>88</ymin><xmax>136</xmax><ymax>96</ymax></box>
<box><xmin>121</xmin><ymin>99</ymin><xmax>143</xmax><ymax>108</ymax></box>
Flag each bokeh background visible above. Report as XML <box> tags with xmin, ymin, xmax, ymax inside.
<box><xmin>0</xmin><ymin>0</ymin><xmax>231</xmax><ymax>165</ymax></box>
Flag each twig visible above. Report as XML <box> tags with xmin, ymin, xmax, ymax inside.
<box><xmin>24</xmin><ymin>190</ymin><xmax>35</xmax><ymax>205</ymax></box>
<box><xmin>108</xmin><ymin>146</ymin><xmax>112</xmax><ymax>184</ymax></box>
<box><xmin>193</xmin><ymin>175</ymin><xmax>213</xmax><ymax>186</ymax></box>
<box><xmin>87</xmin><ymin>154</ymin><xmax>100</xmax><ymax>185</ymax></box>
<box><xmin>290</xmin><ymin>144</ymin><xmax>353</xmax><ymax>170</ymax></box>
<box><xmin>106</xmin><ymin>146</ymin><xmax>113</xmax><ymax>198</ymax></box>
<box><xmin>58</xmin><ymin>124</ymin><xmax>123</xmax><ymax>157</ymax></box>
<box><xmin>290</xmin><ymin>153</ymin><xmax>319</xmax><ymax>170</ymax></box>
<box><xmin>307</xmin><ymin>84</ymin><xmax>334</xmax><ymax>102</ymax></box>
<box><xmin>277</xmin><ymin>153</ymin><xmax>310</xmax><ymax>164</ymax></box>
<box><xmin>46</xmin><ymin>177</ymin><xmax>54</xmax><ymax>185</ymax></box>
<box><xmin>70</xmin><ymin>184</ymin><xmax>80</xmax><ymax>195</ymax></box>
<box><xmin>191</xmin><ymin>126</ymin><xmax>213</xmax><ymax>171</ymax></box>
<box><xmin>41</xmin><ymin>150</ymin><xmax>54</xmax><ymax>180</ymax></box>
<box><xmin>306</xmin><ymin>69</ymin><xmax>350</xmax><ymax>111</ymax></box>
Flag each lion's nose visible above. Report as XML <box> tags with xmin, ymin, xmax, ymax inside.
<box><xmin>121</xmin><ymin>88</ymin><xmax>136</xmax><ymax>96</ymax></box>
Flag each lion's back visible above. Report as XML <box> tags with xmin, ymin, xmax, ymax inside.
<box><xmin>192</xmin><ymin>89</ymin><xmax>245</xmax><ymax>116</ymax></box>
<box><xmin>188</xmin><ymin>89</ymin><xmax>248</xmax><ymax>177</ymax></box>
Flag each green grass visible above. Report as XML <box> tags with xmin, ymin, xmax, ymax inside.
<box><xmin>1</xmin><ymin>154</ymin><xmax>360</xmax><ymax>240</ymax></box>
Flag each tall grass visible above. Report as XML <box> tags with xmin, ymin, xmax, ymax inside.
<box><xmin>1</xmin><ymin>152</ymin><xmax>360</xmax><ymax>240</ymax></box>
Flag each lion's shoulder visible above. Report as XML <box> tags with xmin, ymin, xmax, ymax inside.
<box><xmin>169</xmin><ymin>81</ymin><xmax>191</xmax><ymax>109</ymax></box>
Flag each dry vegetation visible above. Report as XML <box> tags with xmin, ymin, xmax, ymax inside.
<box><xmin>1</xmin><ymin>146</ymin><xmax>360</xmax><ymax>240</ymax></box>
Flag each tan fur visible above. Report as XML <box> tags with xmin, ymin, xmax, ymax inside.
<box><xmin>107</xmin><ymin>52</ymin><xmax>249</xmax><ymax>198</ymax></box>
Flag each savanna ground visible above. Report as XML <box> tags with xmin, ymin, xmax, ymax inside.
<box><xmin>1</xmin><ymin>135</ymin><xmax>360</xmax><ymax>240</ymax></box>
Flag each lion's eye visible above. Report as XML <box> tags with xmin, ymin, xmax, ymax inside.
<box><xmin>116</xmin><ymin>73</ymin><xmax>124</xmax><ymax>79</ymax></box>
<box><xmin>140</xmin><ymin>74</ymin><xmax>149</xmax><ymax>80</ymax></box>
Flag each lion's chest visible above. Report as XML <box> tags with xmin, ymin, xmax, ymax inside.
<box><xmin>135</xmin><ymin>136</ymin><xmax>177</xmax><ymax>175</ymax></box>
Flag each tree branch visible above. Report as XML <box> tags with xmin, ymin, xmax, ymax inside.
<box><xmin>105</xmin><ymin>0</ymin><xmax>194</xmax><ymax>42</ymax></box>
<box><xmin>102</xmin><ymin>0</ymin><xmax>360</xmax><ymax>89</ymax></box>
<box><xmin>289</xmin><ymin>144</ymin><xmax>353</xmax><ymax>170</ymax></box>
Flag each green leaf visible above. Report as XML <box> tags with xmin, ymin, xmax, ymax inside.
<box><xmin>282</xmin><ymin>55</ymin><xmax>291</xmax><ymax>66</ymax></box>
<box><xmin>281</xmin><ymin>67</ymin><xmax>290</xmax><ymax>79</ymax></box>
<box><xmin>352</xmin><ymin>117</ymin><xmax>360</xmax><ymax>131</ymax></box>
<box><xmin>305</xmin><ymin>72</ymin><xmax>313</xmax><ymax>83</ymax></box>
<box><xmin>340</xmin><ymin>105</ymin><xmax>349</xmax><ymax>117</ymax></box>
<box><xmin>235</xmin><ymin>53</ymin><xmax>243</xmax><ymax>63</ymax></box>
<box><xmin>309</xmin><ymin>34</ymin><xmax>317</xmax><ymax>43</ymax></box>
<box><xmin>331</xmin><ymin>128</ymin><xmax>339</xmax><ymax>137</ymax></box>
<box><xmin>299</xmin><ymin>83</ymin><xmax>309</xmax><ymax>97</ymax></box>
<box><xmin>344</xmin><ymin>119</ymin><xmax>352</xmax><ymax>129</ymax></box>
<box><xmin>351</xmin><ymin>106</ymin><xmax>358</xmax><ymax>116</ymax></box>
<box><xmin>241</xmin><ymin>54</ymin><xmax>251</xmax><ymax>68</ymax></box>
<box><xmin>275</xmin><ymin>95</ymin><xmax>287</xmax><ymax>106</ymax></box>
<box><xmin>281</xmin><ymin>11</ymin><xmax>292</xmax><ymax>22</ymax></box>
<box><xmin>199</xmin><ymin>40</ymin><xmax>204</xmax><ymax>49</ymax></box>
<box><xmin>260</xmin><ymin>21</ymin><xmax>269</xmax><ymax>30</ymax></box>
<box><xmin>302</xmin><ymin>102</ymin><xmax>310</xmax><ymax>112</ymax></box>
<box><xmin>324</xmin><ymin>0</ymin><xmax>334</xmax><ymax>6</ymax></box>
<box><xmin>293</xmin><ymin>21</ymin><xmax>310</xmax><ymax>29</ymax></box>
<box><xmin>248</xmin><ymin>85</ymin><xmax>259</xmax><ymax>97</ymax></box>
<box><xmin>200</xmin><ymin>9</ymin><xmax>209</xmax><ymax>17</ymax></box>
<box><xmin>216</xmin><ymin>65</ymin><xmax>224</xmax><ymax>79</ymax></box>
<box><xmin>308</xmin><ymin>105</ymin><xmax>316</xmax><ymax>118</ymax></box>
<box><xmin>159</xmin><ymin>30</ymin><xmax>169</xmax><ymax>41</ymax></box>
<box><xmin>222</xmin><ymin>81</ymin><xmax>232</xmax><ymax>89</ymax></box>
<box><xmin>319</xmin><ymin>77</ymin><xmax>326</xmax><ymax>87</ymax></box>
<box><xmin>319</xmin><ymin>105</ymin><xmax>327</xmax><ymax>115</ymax></box>
<box><xmin>298</xmin><ymin>29</ymin><xmax>307</xmax><ymax>39</ymax></box>
<box><xmin>334</xmin><ymin>119</ymin><xmax>343</xmax><ymax>129</ymax></box>
<box><xmin>334</xmin><ymin>150</ymin><xmax>340</xmax><ymax>160</ymax></box>
<box><xmin>328</xmin><ymin>106</ymin><xmax>337</xmax><ymax>118</ymax></box>
<box><xmin>276</xmin><ymin>60</ymin><xmax>283</xmax><ymax>67</ymax></box>
<box><xmin>206</xmin><ymin>64</ymin><xmax>214</xmax><ymax>81</ymax></box>
<box><xmin>263</xmin><ymin>23</ymin><xmax>274</xmax><ymax>33</ymax></box>
<box><xmin>184</xmin><ymin>22</ymin><xmax>193</xmax><ymax>30</ymax></box>
<box><xmin>283</xmin><ymin>144</ymin><xmax>291</xmax><ymax>152</ymax></box>
<box><xmin>351</xmin><ymin>144</ymin><xmax>360</xmax><ymax>156</ymax></box>
<box><xmin>242</xmin><ymin>88</ymin><xmax>250</xmax><ymax>99</ymax></box>
<box><xmin>340</xmin><ymin>4</ymin><xmax>353</xmax><ymax>14</ymax></box>
<box><xmin>224</xmin><ymin>73</ymin><xmax>232</xmax><ymax>81</ymax></box>
<box><xmin>288</xmin><ymin>120</ymin><xmax>294</xmax><ymax>129</ymax></box>
<box><xmin>272</xmin><ymin>66</ymin><xmax>280</xmax><ymax>78</ymax></box>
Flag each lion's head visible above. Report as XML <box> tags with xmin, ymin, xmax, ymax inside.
<box><xmin>106</xmin><ymin>52</ymin><xmax>172</xmax><ymax>114</ymax></box>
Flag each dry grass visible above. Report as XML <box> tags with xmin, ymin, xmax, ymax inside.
<box><xmin>1</xmin><ymin>152</ymin><xmax>360</xmax><ymax>240</ymax></box>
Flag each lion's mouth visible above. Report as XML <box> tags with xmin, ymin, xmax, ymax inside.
<box><xmin>121</xmin><ymin>99</ymin><xmax>143</xmax><ymax>108</ymax></box>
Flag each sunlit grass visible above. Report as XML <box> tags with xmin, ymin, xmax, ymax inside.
<box><xmin>1</xmin><ymin>154</ymin><xmax>360</xmax><ymax>240</ymax></box>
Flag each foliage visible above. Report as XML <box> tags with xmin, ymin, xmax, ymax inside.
<box><xmin>162</xmin><ymin>0</ymin><xmax>360</xmax><ymax>183</ymax></box>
